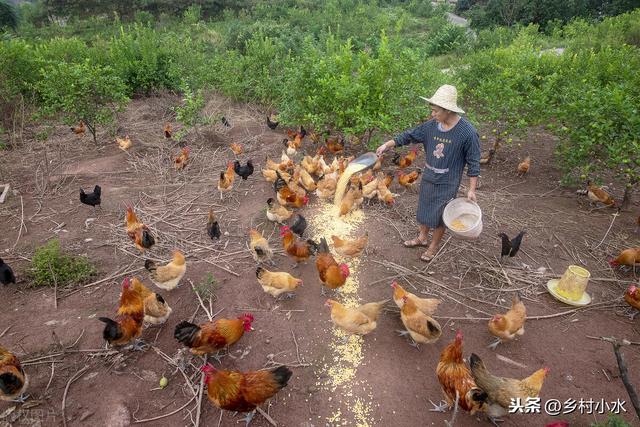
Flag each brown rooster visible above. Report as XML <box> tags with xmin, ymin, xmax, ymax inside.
<box><xmin>98</xmin><ymin>277</ymin><xmax>145</xmax><ymax>349</ymax></box>
<box><xmin>434</xmin><ymin>330</ymin><xmax>488</xmax><ymax>414</ymax></box>
<box><xmin>174</xmin><ymin>314</ymin><xmax>254</xmax><ymax>356</ymax></box>
<box><xmin>201</xmin><ymin>364</ymin><xmax>292</xmax><ymax>425</ymax></box>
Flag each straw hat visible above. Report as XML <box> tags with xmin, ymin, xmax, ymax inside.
<box><xmin>420</xmin><ymin>84</ymin><xmax>465</xmax><ymax>114</ymax></box>
<box><xmin>547</xmin><ymin>265</ymin><xmax>592</xmax><ymax>306</ymax></box>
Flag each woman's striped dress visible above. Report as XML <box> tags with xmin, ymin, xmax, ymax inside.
<box><xmin>393</xmin><ymin>117</ymin><xmax>481</xmax><ymax>228</ymax></box>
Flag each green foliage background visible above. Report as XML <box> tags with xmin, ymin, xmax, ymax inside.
<box><xmin>0</xmin><ymin>0</ymin><xmax>639</xmax><ymax>187</ymax></box>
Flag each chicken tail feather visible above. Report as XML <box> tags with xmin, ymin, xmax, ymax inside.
<box><xmin>174</xmin><ymin>321</ymin><xmax>200</xmax><ymax>347</ymax></box>
<box><xmin>318</xmin><ymin>237</ymin><xmax>329</xmax><ymax>254</ymax></box>
<box><xmin>469</xmin><ymin>353</ymin><xmax>485</xmax><ymax>375</ymax></box>
<box><xmin>99</xmin><ymin>317</ymin><xmax>123</xmax><ymax>342</ymax></box>
<box><xmin>144</xmin><ymin>259</ymin><xmax>156</xmax><ymax>272</ymax></box>
<box><xmin>307</xmin><ymin>237</ymin><xmax>320</xmax><ymax>255</ymax></box>
<box><xmin>141</xmin><ymin>229</ymin><xmax>155</xmax><ymax>248</ymax></box>
<box><xmin>270</xmin><ymin>366</ymin><xmax>293</xmax><ymax>389</ymax></box>
<box><xmin>0</xmin><ymin>372</ymin><xmax>22</xmax><ymax>393</ymax></box>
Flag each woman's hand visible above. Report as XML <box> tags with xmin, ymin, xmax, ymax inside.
<box><xmin>467</xmin><ymin>190</ymin><xmax>477</xmax><ymax>203</ymax></box>
<box><xmin>376</xmin><ymin>140</ymin><xmax>394</xmax><ymax>157</ymax></box>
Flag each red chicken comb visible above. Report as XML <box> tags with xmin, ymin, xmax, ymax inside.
<box><xmin>390</xmin><ymin>281</ymin><xmax>398</xmax><ymax>288</ymax></box>
<box><xmin>200</xmin><ymin>364</ymin><xmax>216</xmax><ymax>374</ymax></box>
<box><xmin>543</xmin><ymin>367</ymin><xmax>550</xmax><ymax>375</ymax></box>
<box><xmin>455</xmin><ymin>330</ymin><xmax>463</xmax><ymax>341</ymax></box>
<box><xmin>629</xmin><ymin>285</ymin><xmax>637</xmax><ymax>295</ymax></box>
<box><xmin>240</xmin><ymin>313</ymin><xmax>255</xmax><ymax>323</ymax></box>
<box><xmin>122</xmin><ymin>277</ymin><xmax>130</xmax><ymax>289</ymax></box>
<box><xmin>280</xmin><ymin>225</ymin><xmax>290</xmax><ymax>232</ymax></box>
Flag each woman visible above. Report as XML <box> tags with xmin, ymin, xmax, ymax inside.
<box><xmin>376</xmin><ymin>84</ymin><xmax>480</xmax><ymax>262</ymax></box>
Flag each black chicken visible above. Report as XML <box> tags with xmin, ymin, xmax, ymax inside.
<box><xmin>290</xmin><ymin>214</ymin><xmax>307</xmax><ymax>238</ymax></box>
<box><xmin>207</xmin><ymin>209</ymin><xmax>221</xmax><ymax>240</ymax></box>
<box><xmin>274</xmin><ymin>170</ymin><xmax>288</xmax><ymax>193</ymax></box>
<box><xmin>392</xmin><ymin>151</ymin><xmax>401</xmax><ymax>166</ymax></box>
<box><xmin>233</xmin><ymin>160</ymin><xmax>254</xmax><ymax>180</ymax></box>
<box><xmin>0</xmin><ymin>258</ymin><xmax>16</xmax><ymax>285</ymax></box>
<box><xmin>498</xmin><ymin>231</ymin><xmax>526</xmax><ymax>259</ymax></box>
<box><xmin>80</xmin><ymin>185</ymin><xmax>101</xmax><ymax>210</ymax></box>
<box><xmin>266</xmin><ymin>115</ymin><xmax>279</xmax><ymax>130</ymax></box>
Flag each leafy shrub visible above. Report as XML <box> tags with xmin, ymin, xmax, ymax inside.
<box><xmin>0</xmin><ymin>0</ymin><xmax>18</xmax><ymax>30</ymax></box>
<box><xmin>174</xmin><ymin>82</ymin><xmax>208</xmax><ymax>140</ymax></box>
<box><xmin>35</xmin><ymin>37</ymin><xmax>88</xmax><ymax>65</ymax></box>
<box><xmin>0</xmin><ymin>38</ymin><xmax>41</xmax><ymax>127</ymax></box>
<box><xmin>31</xmin><ymin>239</ymin><xmax>96</xmax><ymax>287</ymax></box>
<box><xmin>426</xmin><ymin>23</ymin><xmax>470</xmax><ymax>55</ymax></box>
<box><xmin>107</xmin><ymin>24</ymin><xmax>179</xmax><ymax>96</ymax></box>
<box><xmin>36</xmin><ymin>60</ymin><xmax>129</xmax><ymax>143</ymax></box>
<box><xmin>183</xmin><ymin>4</ymin><xmax>202</xmax><ymax>26</ymax></box>
<box><xmin>134</xmin><ymin>11</ymin><xmax>154</xmax><ymax>26</ymax></box>
<box><xmin>591</xmin><ymin>415</ymin><xmax>632</xmax><ymax>427</ymax></box>
<box><xmin>279</xmin><ymin>33</ymin><xmax>445</xmax><ymax>137</ymax></box>
<box><xmin>459</xmin><ymin>19</ymin><xmax>640</xmax><ymax>188</ymax></box>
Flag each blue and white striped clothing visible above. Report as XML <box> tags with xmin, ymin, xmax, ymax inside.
<box><xmin>393</xmin><ymin>117</ymin><xmax>481</xmax><ymax>227</ymax></box>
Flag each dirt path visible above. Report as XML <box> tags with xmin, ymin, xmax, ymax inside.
<box><xmin>0</xmin><ymin>94</ymin><xmax>639</xmax><ymax>427</ymax></box>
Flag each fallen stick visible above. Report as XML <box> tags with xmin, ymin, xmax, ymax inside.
<box><xmin>133</xmin><ymin>395</ymin><xmax>197</xmax><ymax>423</ymax></box>
<box><xmin>83</xmin><ymin>265</ymin><xmax>144</xmax><ymax>288</ymax></box>
<box><xmin>0</xmin><ymin>183</ymin><xmax>9</xmax><ymax>203</ymax></box>
<box><xmin>445</xmin><ymin>391</ymin><xmax>459</xmax><ymax>427</ymax></box>
<box><xmin>591</xmin><ymin>210</ymin><xmax>620</xmax><ymax>251</ymax></box>
<box><xmin>0</xmin><ymin>324</ymin><xmax>12</xmax><ymax>339</ymax></box>
<box><xmin>257</xmin><ymin>407</ymin><xmax>277</xmax><ymax>426</ymax></box>
<box><xmin>61</xmin><ymin>366</ymin><xmax>90</xmax><ymax>427</ymax></box>
<box><xmin>194</xmin><ymin>355</ymin><xmax>207</xmax><ymax>427</ymax></box>
<box><xmin>591</xmin><ymin>336</ymin><xmax>640</xmax><ymax>420</ymax></box>
<box><xmin>12</xmin><ymin>195</ymin><xmax>25</xmax><ymax>248</ymax></box>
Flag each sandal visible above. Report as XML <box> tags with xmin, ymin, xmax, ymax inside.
<box><xmin>420</xmin><ymin>249</ymin><xmax>437</xmax><ymax>262</ymax></box>
<box><xmin>403</xmin><ymin>237</ymin><xmax>429</xmax><ymax>248</ymax></box>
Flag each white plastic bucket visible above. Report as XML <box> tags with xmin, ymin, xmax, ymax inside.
<box><xmin>442</xmin><ymin>197</ymin><xmax>483</xmax><ymax>239</ymax></box>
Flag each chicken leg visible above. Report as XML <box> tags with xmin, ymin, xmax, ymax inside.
<box><xmin>428</xmin><ymin>399</ymin><xmax>449</xmax><ymax>413</ymax></box>
<box><xmin>11</xmin><ymin>393</ymin><xmax>30</xmax><ymax>403</ymax></box>
<box><xmin>126</xmin><ymin>339</ymin><xmax>148</xmax><ymax>352</ymax></box>
<box><xmin>487</xmin><ymin>337</ymin><xmax>502</xmax><ymax>350</ymax></box>
<box><xmin>238</xmin><ymin>410</ymin><xmax>256</xmax><ymax>426</ymax></box>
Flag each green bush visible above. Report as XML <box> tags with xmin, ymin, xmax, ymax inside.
<box><xmin>36</xmin><ymin>60</ymin><xmax>129</xmax><ymax>143</ymax></box>
<box><xmin>426</xmin><ymin>23</ymin><xmax>470</xmax><ymax>55</ymax></box>
<box><xmin>591</xmin><ymin>414</ymin><xmax>632</xmax><ymax>427</ymax></box>
<box><xmin>278</xmin><ymin>33</ymin><xmax>445</xmax><ymax>137</ymax></box>
<box><xmin>31</xmin><ymin>239</ymin><xmax>96</xmax><ymax>287</ymax></box>
<box><xmin>458</xmin><ymin>18</ymin><xmax>640</xmax><ymax>188</ymax></box>
<box><xmin>174</xmin><ymin>82</ymin><xmax>208</xmax><ymax>140</ymax></box>
<box><xmin>107</xmin><ymin>24</ymin><xmax>179</xmax><ymax>96</ymax></box>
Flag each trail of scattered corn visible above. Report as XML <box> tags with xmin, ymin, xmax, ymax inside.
<box><xmin>309</xmin><ymin>202</ymin><xmax>373</xmax><ymax>426</ymax></box>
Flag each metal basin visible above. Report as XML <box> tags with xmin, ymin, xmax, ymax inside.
<box><xmin>348</xmin><ymin>152</ymin><xmax>378</xmax><ymax>171</ymax></box>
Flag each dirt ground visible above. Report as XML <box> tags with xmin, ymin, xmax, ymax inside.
<box><xmin>1</xmin><ymin>93</ymin><xmax>639</xmax><ymax>427</ymax></box>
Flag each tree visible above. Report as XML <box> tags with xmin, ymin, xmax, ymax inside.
<box><xmin>0</xmin><ymin>0</ymin><xmax>18</xmax><ymax>30</ymax></box>
<box><xmin>36</xmin><ymin>61</ymin><xmax>129</xmax><ymax>144</ymax></box>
